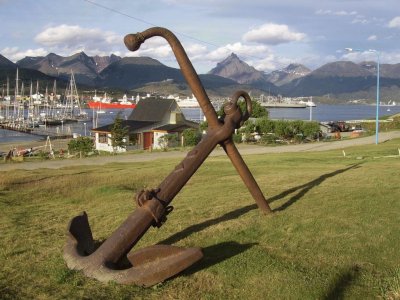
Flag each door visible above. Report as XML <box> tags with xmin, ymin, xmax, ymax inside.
<box><xmin>143</xmin><ymin>132</ymin><xmax>153</xmax><ymax>150</ymax></box>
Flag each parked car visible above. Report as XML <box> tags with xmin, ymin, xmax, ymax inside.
<box><xmin>327</xmin><ymin>121</ymin><xmax>351</xmax><ymax>132</ymax></box>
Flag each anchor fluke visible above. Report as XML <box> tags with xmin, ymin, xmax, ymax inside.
<box><xmin>64</xmin><ymin>212</ymin><xmax>203</xmax><ymax>286</ymax></box>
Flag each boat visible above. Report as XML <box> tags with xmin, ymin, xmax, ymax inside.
<box><xmin>299</xmin><ymin>97</ymin><xmax>316</xmax><ymax>107</ymax></box>
<box><xmin>380</xmin><ymin>100</ymin><xmax>397</xmax><ymax>107</ymax></box>
<box><xmin>259</xmin><ymin>95</ymin><xmax>307</xmax><ymax>108</ymax></box>
<box><xmin>88</xmin><ymin>93</ymin><xmax>136</xmax><ymax>109</ymax></box>
<box><xmin>87</xmin><ymin>100</ymin><xmax>136</xmax><ymax>109</ymax></box>
<box><xmin>176</xmin><ymin>94</ymin><xmax>200</xmax><ymax>108</ymax></box>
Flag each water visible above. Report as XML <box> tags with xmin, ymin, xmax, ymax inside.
<box><xmin>1</xmin><ymin>104</ymin><xmax>400</xmax><ymax>143</ymax></box>
<box><xmin>183</xmin><ymin>104</ymin><xmax>400</xmax><ymax>122</ymax></box>
<box><xmin>268</xmin><ymin>104</ymin><xmax>400</xmax><ymax>122</ymax></box>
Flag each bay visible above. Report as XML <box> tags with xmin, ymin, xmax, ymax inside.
<box><xmin>183</xmin><ymin>104</ymin><xmax>400</xmax><ymax>122</ymax></box>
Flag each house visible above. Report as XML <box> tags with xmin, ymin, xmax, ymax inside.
<box><xmin>91</xmin><ymin>97</ymin><xmax>199</xmax><ymax>152</ymax></box>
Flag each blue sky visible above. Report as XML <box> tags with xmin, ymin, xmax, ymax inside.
<box><xmin>1</xmin><ymin>0</ymin><xmax>400</xmax><ymax>73</ymax></box>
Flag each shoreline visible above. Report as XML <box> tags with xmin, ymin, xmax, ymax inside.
<box><xmin>1</xmin><ymin>131</ymin><xmax>400</xmax><ymax>171</ymax></box>
<box><xmin>0</xmin><ymin>137</ymin><xmax>72</xmax><ymax>153</ymax></box>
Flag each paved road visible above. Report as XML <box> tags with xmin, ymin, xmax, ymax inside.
<box><xmin>2</xmin><ymin>131</ymin><xmax>400</xmax><ymax>171</ymax></box>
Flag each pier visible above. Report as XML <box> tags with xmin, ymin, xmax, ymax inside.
<box><xmin>0</xmin><ymin>123</ymin><xmax>73</xmax><ymax>139</ymax></box>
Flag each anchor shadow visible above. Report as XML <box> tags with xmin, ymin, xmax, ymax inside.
<box><xmin>160</xmin><ymin>163</ymin><xmax>362</xmax><ymax>245</ymax></box>
<box><xmin>159</xmin><ymin>204</ymin><xmax>257</xmax><ymax>245</ymax></box>
<box><xmin>324</xmin><ymin>265</ymin><xmax>361</xmax><ymax>300</ymax></box>
<box><xmin>182</xmin><ymin>241</ymin><xmax>257</xmax><ymax>276</ymax></box>
<box><xmin>272</xmin><ymin>163</ymin><xmax>362</xmax><ymax>212</ymax></box>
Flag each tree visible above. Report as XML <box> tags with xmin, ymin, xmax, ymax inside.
<box><xmin>110</xmin><ymin>113</ymin><xmax>129</xmax><ymax>152</ymax></box>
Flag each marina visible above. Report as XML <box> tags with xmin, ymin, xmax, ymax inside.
<box><xmin>2</xmin><ymin>104</ymin><xmax>400</xmax><ymax>144</ymax></box>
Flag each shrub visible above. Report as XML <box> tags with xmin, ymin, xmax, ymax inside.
<box><xmin>182</xmin><ymin>128</ymin><xmax>202</xmax><ymax>146</ymax></box>
<box><xmin>158</xmin><ymin>134</ymin><xmax>178</xmax><ymax>151</ymax></box>
<box><xmin>232</xmin><ymin>133</ymin><xmax>242</xmax><ymax>143</ymax></box>
<box><xmin>68</xmin><ymin>137</ymin><xmax>94</xmax><ymax>156</ymax></box>
<box><xmin>256</xmin><ymin>117</ymin><xmax>275</xmax><ymax>134</ymax></box>
<box><xmin>239</xmin><ymin>120</ymin><xmax>257</xmax><ymax>142</ymax></box>
<box><xmin>199</xmin><ymin>121</ymin><xmax>208</xmax><ymax>132</ymax></box>
<box><xmin>257</xmin><ymin>120</ymin><xmax>320</xmax><ymax>143</ymax></box>
<box><xmin>260</xmin><ymin>134</ymin><xmax>277</xmax><ymax>144</ymax></box>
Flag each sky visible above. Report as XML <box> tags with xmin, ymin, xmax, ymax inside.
<box><xmin>1</xmin><ymin>0</ymin><xmax>400</xmax><ymax>74</ymax></box>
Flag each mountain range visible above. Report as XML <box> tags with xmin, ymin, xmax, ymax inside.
<box><xmin>1</xmin><ymin>51</ymin><xmax>400</xmax><ymax>103</ymax></box>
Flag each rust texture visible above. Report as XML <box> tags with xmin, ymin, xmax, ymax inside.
<box><xmin>64</xmin><ymin>27</ymin><xmax>271</xmax><ymax>287</ymax></box>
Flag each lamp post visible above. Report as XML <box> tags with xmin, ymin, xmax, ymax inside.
<box><xmin>345</xmin><ymin>48</ymin><xmax>380</xmax><ymax>144</ymax></box>
<box><xmin>84</xmin><ymin>122</ymin><xmax>87</xmax><ymax>136</ymax></box>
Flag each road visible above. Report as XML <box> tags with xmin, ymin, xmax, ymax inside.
<box><xmin>1</xmin><ymin>131</ymin><xmax>400</xmax><ymax>171</ymax></box>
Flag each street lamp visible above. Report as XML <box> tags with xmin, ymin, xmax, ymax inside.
<box><xmin>345</xmin><ymin>48</ymin><xmax>380</xmax><ymax>144</ymax></box>
<box><xmin>84</xmin><ymin>122</ymin><xmax>87</xmax><ymax>136</ymax></box>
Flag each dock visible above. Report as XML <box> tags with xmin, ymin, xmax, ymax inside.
<box><xmin>0</xmin><ymin>123</ymin><xmax>73</xmax><ymax>139</ymax></box>
<box><xmin>260</xmin><ymin>102</ymin><xmax>307</xmax><ymax>108</ymax></box>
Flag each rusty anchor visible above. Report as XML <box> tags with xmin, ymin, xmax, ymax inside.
<box><xmin>63</xmin><ymin>27</ymin><xmax>272</xmax><ymax>287</ymax></box>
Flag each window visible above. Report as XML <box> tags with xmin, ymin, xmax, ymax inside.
<box><xmin>98</xmin><ymin>133</ymin><xmax>107</xmax><ymax>143</ymax></box>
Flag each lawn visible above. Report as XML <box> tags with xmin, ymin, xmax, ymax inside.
<box><xmin>1</xmin><ymin>140</ymin><xmax>400</xmax><ymax>299</ymax></box>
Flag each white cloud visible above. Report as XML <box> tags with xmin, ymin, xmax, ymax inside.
<box><xmin>351</xmin><ymin>15</ymin><xmax>369</xmax><ymax>25</ymax></box>
<box><xmin>1</xmin><ymin>47</ymin><xmax>48</xmax><ymax>62</ymax></box>
<box><xmin>367</xmin><ymin>35</ymin><xmax>377</xmax><ymax>41</ymax></box>
<box><xmin>125</xmin><ymin>36</ymin><xmax>172</xmax><ymax>59</ymax></box>
<box><xmin>185</xmin><ymin>44</ymin><xmax>209</xmax><ymax>62</ymax></box>
<box><xmin>243</xmin><ymin>23</ymin><xmax>306</xmax><ymax>45</ymax></box>
<box><xmin>315</xmin><ymin>9</ymin><xmax>357</xmax><ymax>16</ymax></box>
<box><xmin>207</xmin><ymin>42</ymin><xmax>270</xmax><ymax>62</ymax></box>
<box><xmin>340</xmin><ymin>50</ymin><xmax>390</xmax><ymax>63</ymax></box>
<box><xmin>35</xmin><ymin>24</ymin><xmax>122</xmax><ymax>52</ymax></box>
<box><xmin>251</xmin><ymin>54</ymin><xmax>292</xmax><ymax>72</ymax></box>
<box><xmin>388</xmin><ymin>16</ymin><xmax>400</xmax><ymax>28</ymax></box>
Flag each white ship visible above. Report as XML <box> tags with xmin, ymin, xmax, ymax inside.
<box><xmin>299</xmin><ymin>97</ymin><xmax>316</xmax><ymax>107</ymax></box>
<box><xmin>176</xmin><ymin>94</ymin><xmax>200</xmax><ymax>108</ymax></box>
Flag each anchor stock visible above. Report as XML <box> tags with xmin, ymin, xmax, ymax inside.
<box><xmin>63</xmin><ymin>27</ymin><xmax>272</xmax><ymax>287</ymax></box>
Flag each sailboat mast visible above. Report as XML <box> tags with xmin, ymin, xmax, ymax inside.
<box><xmin>29</xmin><ymin>81</ymin><xmax>33</xmax><ymax>127</ymax></box>
<box><xmin>13</xmin><ymin>68</ymin><xmax>19</xmax><ymax>122</ymax></box>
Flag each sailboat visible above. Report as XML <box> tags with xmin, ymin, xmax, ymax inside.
<box><xmin>65</xmin><ymin>71</ymin><xmax>90</xmax><ymax>122</ymax></box>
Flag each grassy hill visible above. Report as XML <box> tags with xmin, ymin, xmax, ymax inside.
<box><xmin>1</xmin><ymin>141</ymin><xmax>400</xmax><ymax>299</ymax></box>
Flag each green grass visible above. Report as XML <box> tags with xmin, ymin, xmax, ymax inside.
<box><xmin>1</xmin><ymin>140</ymin><xmax>400</xmax><ymax>299</ymax></box>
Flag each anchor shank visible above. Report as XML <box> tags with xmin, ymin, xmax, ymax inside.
<box><xmin>124</xmin><ymin>27</ymin><xmax>219</xmax><ymax>128</ymax></box>
<box><xmin>156</xmin><ymin>129</ymin><xmax>220</xmax><ymax>204</ymax></box>
<box><xmin>95</xmin><ymin>206</ymin><xmax>155</xmax><ymax>264</ymax></box>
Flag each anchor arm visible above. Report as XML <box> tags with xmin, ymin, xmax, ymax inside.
<box><xmin>138</xmin><ymin>96</ymin><xmax>252</xmax><ymax>224</ymax></box>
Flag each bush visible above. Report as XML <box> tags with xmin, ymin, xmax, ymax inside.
<box><xmin>199</xmin><ymin>121</ymin><xmax>208</xmax><ymax>132</ymax></box>
<box><xmin>68</xmin><ymin>137</ymin><xmax>94</xmax><ymax>156</ymax></box>
<box><xmin>232</xmin><ymin>133</ymin><xmax>242</xmax><ymax>143</ymax></box>
<box><xmin>256</xmin><ymin>120</ymin><xmax>320</xmax><ymax>143</ymax></box>
<box><xmin>259</xmin><ymin>134</ymin><xmax>277</xmax><ymax>144</ymax></box>
<box><xmin>182</xmin><ymin>129</ymin><xmax>202</xmax><ymax>146</ymax></box>
<box><xmin>256</xmin><ymin>117</ymin><xmax>275</xmax><ymax>134</ymax></box>
<box><xmin>239</xmin><ymin>120</ymin><xmax>256</xmax><ymax>142</ymax></box>
<box><xmin>158</xmin><ymin>134</ymin><xmax>178</xmax><ymax>151</ymax></box>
